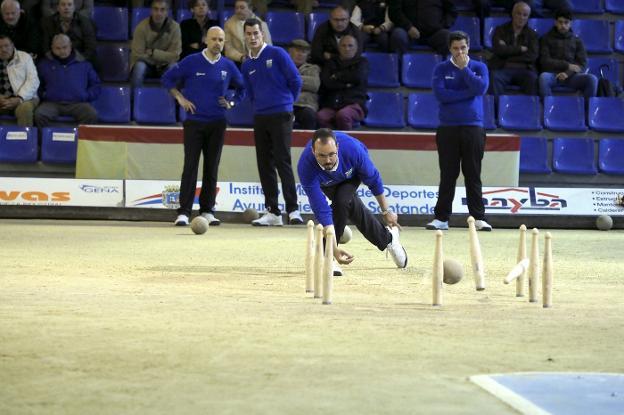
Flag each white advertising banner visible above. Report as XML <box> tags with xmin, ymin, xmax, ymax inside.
<box><xmin>125</xmin><ymin>181</ymin><xmax>624</xmax><ymax>216</ymax></box>
<box><xmin>0</xmin><ymin>178</ymin><xmax>123</xmax><ymax>206</ymax></box>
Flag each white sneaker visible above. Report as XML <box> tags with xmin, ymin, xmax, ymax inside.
<box><xmin>174</xmin><ymin>214</ymin><xmax>189</xmax><ymax>226</ymax></box>
<box><xmin>426</xmin><ymin>219</ymin><xmax>449</xmax><ymax>230</ymax></box>
<box><xmin>475</xmin><ymin>219</ymin><xmax>493</xmax><ymax>231</ymax></box>
<box><xmin>201</xmin><ymin>212</ymin><xmax>221</xmax><ymax>226</ymax></box>
<box><xmin>333</xmin><ymin>261</ymin><xmax>343</xmax><ymax>277</ymax></box>
<box><xmin>288</xmin><ymin>210</ymin><xmax>304</xmax><ymax>225</ymax></box>
<box><xmin>386</xmin><ymin>226</ymin><xmax>408</xmax><ymax>268</ymax></box>
<box><xmin>251</xmin><ymin>212</ymin><xmax>283</xmax><ymax>226</ymax></box>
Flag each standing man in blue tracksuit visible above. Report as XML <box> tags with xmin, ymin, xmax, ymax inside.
<box><xmin>162</xmin><ymin>26</ymin><xmax>245</xmax><ymax>227</ymax></box>
<box><xmin>427</xmin><ymin>30</ymin><xmax>493</xmax><ymax>232</ymax></box>
<box><xmin>241</xmin><ymin>17</ymin><xmax>304</xmax><ymax>227</ymax></box>
<box><xmin>298</xmin><ymin>128</ymin><xmax>408</xmax><ymax>275</ymax></box>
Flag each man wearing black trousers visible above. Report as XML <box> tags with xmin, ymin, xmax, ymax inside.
<box><xmin>242</xmin><ymin>18</ymin><xmax>304</xmax><ymax>226</ymax></box>
<box><xmin>162</xmin><ymin>26</ymin><xmax>245</xmax><ymax>226</ymax></box>
<box><xmin>427</xmin><ymin>31</ymin><xmax>492</xmax><ymax>231</ymax></box>
<box><xmin>298</xmin><ymin>128</ymin><xmax>408</xmax><ymax>276</ymax></box>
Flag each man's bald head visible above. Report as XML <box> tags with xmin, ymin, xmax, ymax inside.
<box><xmin>205</xmin><ymin>25</ymin><xmax>225</xmax><ymax>57</ymax></box>
<box><xmin>51</xmin><ymin>33</ymin><xmax>73</xmax><ymax>59</ymax></box>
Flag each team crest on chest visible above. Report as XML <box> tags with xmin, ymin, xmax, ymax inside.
<box><xmin>266</xmin><ymin>59</ymin><xmax>273</xmax><ymax>68</ymax></box>
<box><xmin>221</xmin><ymin>70</ymin><xmax>227</xmax><ymax>80</ymax></box>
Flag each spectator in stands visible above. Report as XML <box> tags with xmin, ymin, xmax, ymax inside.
<box><xmin>488</xmin><ymin>1</ymin><xmax>538</xmax><ymax>96</ymax></box>
<box><xmin>350</xmin><ymin>0</ymin><xmax>394</xmax><ymax>52</ymax></box>
<box><xmin>41</xmin><ymin>0</ymin><xmax>97</xmax><ymax>67</ymax></box>
<box><xmin>0</xmin><ymin>34</ymin><xmax>39</xmax><ymax>126</ymax></box>
<box><xmin>162</xmin><ymin>27</ymin><xmax>245</xmax><ymax>227</ymax></box>
<box><xmin>389</xmin><ymin>0</ymin><xmax>457</xmax><ymax>56</ymax></box>
<box><xmin>311</xmin><ymin>6</ymin><xmax>363</xmax><ymax>65</ymax></box>
<box><xmin>224</xmin><ymin>0</ymin><xmax>271</xmax><ymax>66</ymax></box>
<box><xmin>472</xmin><ymin>0</ymin><xmax>571</xmax><ymax>18</ymax></box>
<box><xmin>318</xmin><ymin>35</ymin><xmax>368</xmax><ymax>131</ymax></box>
<box><xmin>35</xmin><ymin>34</ymin><xmax>100</xmax><ymax>127</ymax></box>
<box><xmin>538</xmin><ymin>8</ymin><xmax>597</xmax><ymax>99</ymax></box>
<box><xmin>428</xmin><ymin>31</ymin><xmax>491</xmax><ymax>232</ymax></box>
<box><xmin>0</xmin><ymin>0</ymin><xmax>40</xmax><ymax>57</ymax></box>
<box><xmin>180</xmin><ymin>0</ymin><xmax>218</xmax><ymax>59</ymax></box>
<box><xmin>241</xmin><ymin>17</ymin><xmax>303</xmax><ymax>226</ymax></box>
<box><xmin>288</xmin><ymin>39</ymin><xmax>320</xmax><ymax>130</ymax></box>
<box><xmin>41</xmin><ymin>0</ymin><xmax>92</xmax><ymax>19</ymax></box>
<box><xmin>130</xmin><ymin>0</ymin><xmax>181</xmax><ymax>87</ymax></box>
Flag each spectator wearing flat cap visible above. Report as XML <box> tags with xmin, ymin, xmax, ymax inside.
<box><xmin>288</xmin><ymin>39</ymin><xmax>320</xmax><ymax>130</ymax></box>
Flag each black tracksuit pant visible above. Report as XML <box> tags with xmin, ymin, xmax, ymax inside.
<box><xmin>322</xmin><ymin>178</ymin><xmax>391</xmax><ymax>251</ymax></box>
<box><xmin>177</xmin><ymin>119</ymin><xmax>226</xmax><ymax>216</ymax></box>
<box><xmin>253</xmin><ymin>112</ymin><xmax>298</xmax><ymax>215</ymax></box>
<box><xmin>433</xmin><ymin>125</ymin><xmax>487</xmax><ymax>222</ymax></box>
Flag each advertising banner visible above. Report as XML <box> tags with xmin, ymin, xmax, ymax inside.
<box><xmin>0</xmin><ymin>178</ymin><xmax>123</xmax><ymax>207</ymax></box>
<box><xmin>125</xmin><ymin>181</ymin><xmax>624</xmax><ymax>216</ymax></box>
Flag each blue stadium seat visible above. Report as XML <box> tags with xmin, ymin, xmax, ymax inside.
<box><xmin>544</xmin><ymin>96</ymin><xmax>586</xmax><ymax>132</ymax></box>
<box><xmin>615</xmin><ymin>21</ymin><xmax>624</xmax><ymax>53</ymax></box>
<box><xmin>571</xmin><ymin>20</ymin><xmax>612</xmax><ymax>53</ymax></box>
<box><xmin>307</xmin><ymin>11</ymin><xmax>329</xmax><ymax>42</ymax></box>
<box><xmin>401</xmin><ymin>53</ymin><xmax>441</xmax><ymax>88</ymax></box>
<box><xmin>407</xmin><ymin>93</ymin><xmax>439</xmax><ymax>129</ymax></box>
<box><xmin>225</xmin><ymin>96</ymin><xmax>254</xmax><ymax>127</ymax></box>
<box><xmin>568</xmin><ymin>0</ymin><xmax>603</xmax><ymax>13</ymax></box>
<box><xmin>588</xmin><ymin>97</ymin><xmax>624</xmax><ymax>133</ymax></box>
<box><xmin>363</xmin><ymin>52</ymin><xmax>399</xmax><ymax>88</ymax></box>
<box><xmin>92</xmin><ymin>6</ymin><xmax>128</xmax><ymax>40</ymax></box>
<box><xmin>552</xmin><ymin>137</ymin><xmax>597</xmax><ymax>175</ymax></box>
<box><xmin>606</xmin><ymin>0</ymin><xmax>624</xmax><ymax>14</ymax></box>
<box><xmin>40</xmin><ymin>127</ymin><xmax>77</xmax><ymax>164</ymax></box>
<box><xmin>133</xmin><ymin>87</ymin><xmax>177</xmax><ymax>124</ymax></box>
<box><xmin>483</xmin><ymin>17</ymin><xmax>509</xmax><ymax>49</ymax></box>
<box><xmin>528</xmin><ymin>18</ymin><xmax>552</xmax><ymax>37</ymax></box>
<box><xmin>483</xmin><ymin>95</ymin><xmax>496</xmax><ymax>130</ymax></box>
<box><xmin>451</xmin><ymin>15</ymin><xmax>481</xmax><ymax>51</ymax></box>
<box><xmin>520</xmin><ymin>137</ymin><xmax>551</xmax><ymax>174</ymax></box>
<box><xmin>587</xmin><ymin>57</ymin><xmax>621</xmax><ymax>90</ymax></box>
<box><xmin>265</xmin><ymin>11</ymin><xmax>304</xmax><ymax>45</ymax></box>
<box><xmin>598</xmin><ymin>138</ymin><xmax>624</xmax><ymax>175</ymax></box>
<box><xmin>363</xmin><ymin>92</ymin><xmax>405</xmax><ymax>128</ymax></box>
<box><xmin>0</xmin><ymin>126</ymin><xmax>38</xmax><ymax>163</ymax></box>
<box><xmin>498</xmin><ymin>95</ymin><xmax>542</xmax><ymax>131</ymax></box>
<box><xmin>93</xmin><ymin>86</ymin><xmax>131</xmax><ymax>123</ymax></box>
<box><xmin>96</xmin><ymin>44</ymin><xmax>129</xmax><ymax>82</ymax></box>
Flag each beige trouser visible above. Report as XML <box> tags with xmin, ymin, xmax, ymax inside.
<box><xmin>0</xmin><ymin>98</ymin><xmax>39</xmax><ymax>127</ymax></box>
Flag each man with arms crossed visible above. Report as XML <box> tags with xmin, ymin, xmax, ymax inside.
<box><xmin>298</xmin><ymin>128</ymin><xmax>408</xmax><ymax>276</ymax></box>
<box><xmin>242</xmin><ymin>18</ymin><xmax>304</xmax><ymax>226</ymax></box>
<box><xmin>162</xmin><ymin>27</ymin><xmax>245</xmax><ymax>226</ymax></box>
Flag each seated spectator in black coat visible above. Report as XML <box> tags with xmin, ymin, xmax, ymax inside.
<box><xmin>35</xmin><ymin>34</ymin><xmax>100</xmax><ymax>128</ymax></box>
<box><xmin>317</xmin><ymin>35</ymin><xmax>368</xmax><ymax>131</ymax></box>
<box><xmin>472</xmin><ymin>0</ymin><xmax>571</xmax><ymax>18</ymax></box>
<box><xmin>538</xmin><ymin>9</ymin><xmax>596</xmax><ymax>99</ymax></box>
<box><xmin>180</xmin><ymin>0</ymin><xmax>218</xmax><ymax>59</ymax></box>
<box><xmin>389</xmin><ymin>0</ymin><xmax>457</xmax><ymax>55</ymax></box>
<box><xmin>0</xmin><ymin>0</ymin><xmax>40</xmax><ymax>57</ymax></box>
<box><xmin>311</xmin><ymin>6</ymin><xmax>363</xmax><ymax>65</ymax></box>
<box><xmin>41</xmin><ymin>0</ymin><xmax>97</xmax><ymax>67</ymax></box>
<box><xmin>350</xmin><ymin>0</ymin><xmax>394</xmax><ymax>52</ymax></box>
<box><xmin>488</xmin><ymin>1</ymin><xmax>538</xmax><ymax>95</ymax></box>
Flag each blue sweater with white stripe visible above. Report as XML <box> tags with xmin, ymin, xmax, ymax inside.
<box><xmin>432</xmin><ymin>58</ymin><xmax>489</xmax><ymax>127</ymax></box>
<box><xmin>161</xmin><ymin>52</ymin><xmax>245</xmax><ymax>123</ymax></box>
<box><xmin>241</xmin><ymin>45</ymin><xmax>302</xmax><ymax>115</ymax></box>
<box><xmin>297</xmin><ymin>132</ymin><xmax>384</xmax><ymax>226</ymax></box>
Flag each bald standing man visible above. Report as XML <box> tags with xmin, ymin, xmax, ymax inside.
<box><xmin>162</xmin><ymin>27</ymin><xmax>246</xmax><ymax>226</ymax></box>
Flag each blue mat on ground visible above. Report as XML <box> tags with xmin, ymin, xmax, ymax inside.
<box><xmin>470</xmin><ymin>372</ymin><xmax>624</xmax><ymax>414</ymax></box>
